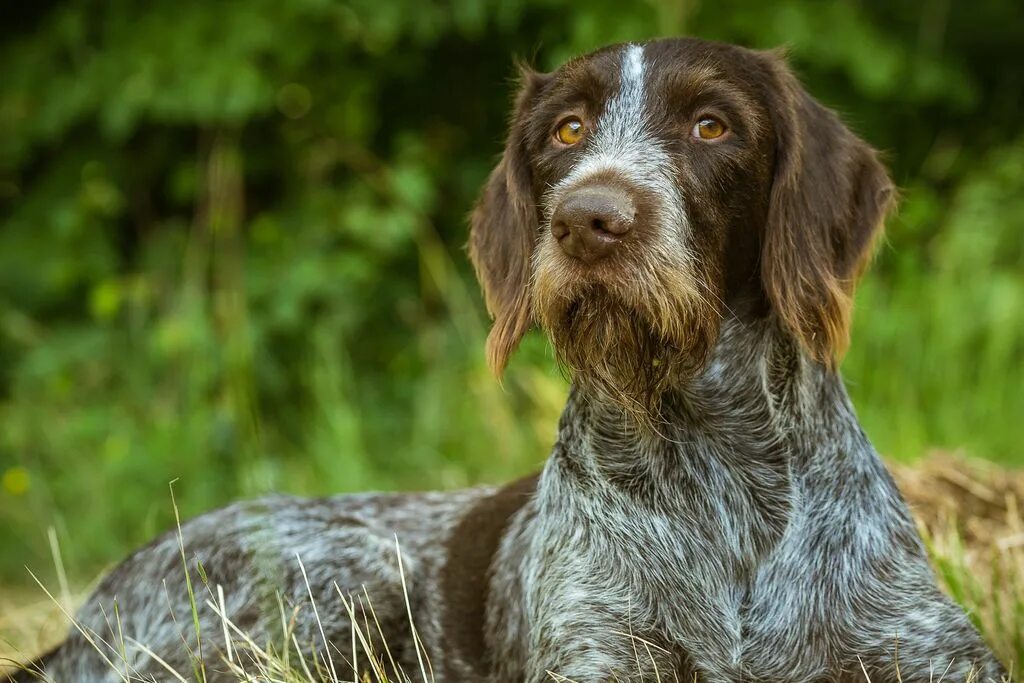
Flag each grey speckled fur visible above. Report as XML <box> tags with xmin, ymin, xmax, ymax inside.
<box><xmin>12</xmin><ymin>37</ymin><xmax>1007</xmax><ymax>683</ymax></box>
<box><xmin>485</xmin><ymin>318</ymin><xmax>1006</xmax><ymax>682</ymax></box>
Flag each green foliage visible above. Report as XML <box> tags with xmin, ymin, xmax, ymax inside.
<box><xmin>0</xmin><ymin>0</ymin><xmax>1022</xmax><ymax>584</ymax></box>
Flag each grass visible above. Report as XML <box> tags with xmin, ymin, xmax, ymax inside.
<box><xmin>892</xmin><ymin>454</ymin><xmax>1024</xmax><ymax>665</ymax></box>
<box><xmin>2</xmin><ymin>452</ymin><xmax>1022</xmax><ymax>682</ymax></box>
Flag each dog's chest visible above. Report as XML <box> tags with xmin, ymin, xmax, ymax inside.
<box><xmin>526</xmin><ymin>445</ymin><xmax>800</xmax><ymax>681</ymax></box>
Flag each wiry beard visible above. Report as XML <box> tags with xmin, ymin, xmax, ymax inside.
<box><xmin>532</xmin><ymin>245</ymin><xmax>722</xmax><ymax>427</ymax></box>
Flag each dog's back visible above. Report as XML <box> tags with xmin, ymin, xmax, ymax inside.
<box><xmin>13</xmin><ymin>488</ymin><xmax>507</xmax><ymax>682</ymax></box>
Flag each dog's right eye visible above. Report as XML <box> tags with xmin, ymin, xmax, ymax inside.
<box><xmin>554</xmin><ymin>117</ymin><xmax>586</xmax><ymax>146</ymax></box>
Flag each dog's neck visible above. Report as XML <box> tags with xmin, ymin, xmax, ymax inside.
<box><xmin>552</xmin><ymin>315</ymin><xmax>864</xmax><ymax>483</ymax></box>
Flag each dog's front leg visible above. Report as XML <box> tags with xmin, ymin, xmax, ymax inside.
<box><xmin>523</xmin><ymin>618</ymin><xmax>687</xmax><ymax>683</ymax></box>
<box><xmin>525</xmin><ymin>627</ymin><xmax>640</xmax><ymax>683</ymax></box>
<box><xmin>849</xmin><ymin>591</ymin><xmax>1008</xmax><ymax>683</ymax></box>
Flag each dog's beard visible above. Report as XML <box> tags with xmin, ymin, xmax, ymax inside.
<box><xmin>532</xmin><ymin>244</ymin><xmax>721</xmax><ymax>426</ymax></box>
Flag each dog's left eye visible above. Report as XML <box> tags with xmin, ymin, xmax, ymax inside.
<box><xmin>692</xmin><ymin>117</ymin><xmax>727</xmax><ymax>140</ymax></box>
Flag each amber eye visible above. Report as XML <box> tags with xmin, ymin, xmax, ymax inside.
<box><xmin>555</xmin><ymin>117</ymin><xmax>586</xmax><ymax>145</ymax></box>
<box><xmin>693</xmin><ymin>117</ymin><xmax>726</xmax><ymax>140</ymax></box>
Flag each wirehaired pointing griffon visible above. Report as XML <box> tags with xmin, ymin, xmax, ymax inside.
<box><xmin>14</xmin><ymin>38</ymin><xmax>1007</xmax><ymax>683</ymax></box>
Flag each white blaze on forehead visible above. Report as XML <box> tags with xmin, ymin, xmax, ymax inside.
<box><xmin>599</xmin><ymin>43</ymin><xmax>648</xmax><ymax>150</ymax></box>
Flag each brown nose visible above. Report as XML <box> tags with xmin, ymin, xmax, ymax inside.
<box><xmin>551</xmin><ymin>186</ymin><xmax>635</xmax><ymax>263</ymax></box>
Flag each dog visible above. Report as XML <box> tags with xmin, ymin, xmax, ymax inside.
<box><xmin>9</xmin><ymin>37</ymin><xmax>1007</xmax><ymax>683</ymax></box>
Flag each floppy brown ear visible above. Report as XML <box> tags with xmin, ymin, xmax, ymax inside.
<box><xmin>760</xmin><ymin>54</ymin><xmax>895</xmax><ymax>366</ymax></box>
<box><xmin>469</xmin><ymin>66</ymin><xmax>548</xmax><ymax>376</ymax></box>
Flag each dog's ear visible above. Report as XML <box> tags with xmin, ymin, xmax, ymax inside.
<box><xmin>469</xmin><ymin>65</ymin><xmax>549</xmax><ymax>376</ymax></box>
<box><xmin>760</xmin><ymin>53</ymin><xmax>895</xmax><ymax>366</ymax></box>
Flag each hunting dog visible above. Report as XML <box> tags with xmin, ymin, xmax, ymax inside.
<box><xmin>11</xmin><ymin>38</ymin><xmax>1007</xmax><ymax>683</ymax></box>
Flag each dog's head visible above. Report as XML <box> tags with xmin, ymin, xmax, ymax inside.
<box><xmin>470</xmin><ymin>38</ymin><xmax>893</xmax><ymax>416</ymax></box>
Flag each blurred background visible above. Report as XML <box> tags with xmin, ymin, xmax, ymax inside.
<box><xmin>0</xmin><ymin>0</ymin><xmax>1021</xmax><ymax>593</ymax></box>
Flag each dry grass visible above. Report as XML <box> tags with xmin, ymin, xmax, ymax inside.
<box><xmin>891</xmin><ymin>452</ymin><xmax>1024</xmax><ymax>668</ymax></box>
<box><xmin>2</xmin><ymin>451</ymin><xmax>1022</xmax><ymax>681</ymax></box>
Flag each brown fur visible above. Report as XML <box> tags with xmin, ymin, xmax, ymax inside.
<box><xmin>468</xmin><ymin>67</ymin><xmax>550</xmax><ymax>376</ymax></box>
<box><xmin>759</xmin><ymin>53</ymin><xmax>895</xmax><ymax>365</ymax></box>
<box><xmin>438</xmin><ymin>473</ymin><xmax>539</xmax><ymax>677</ymax></box>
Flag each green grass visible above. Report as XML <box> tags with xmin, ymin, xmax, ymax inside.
<box><xmin>843</xmin><ymin>138</ymin><xmax>1024</xmax><ymax>466</ymax></box>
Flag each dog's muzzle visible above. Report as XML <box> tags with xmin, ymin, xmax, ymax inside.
<box><xmin>550</xmin><ymin>185</ymin><xmax>636</xmax><ymax>263</ymax></box>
